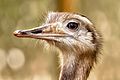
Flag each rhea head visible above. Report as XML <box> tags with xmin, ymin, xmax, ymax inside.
<box><xmin>13</xmin><ymin>12</ymin><xmax>102</xmax><ymax>80</ymax></box>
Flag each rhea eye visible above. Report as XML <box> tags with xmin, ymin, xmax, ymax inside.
<box><xmin>67</xmin><ymin>22</ymin><xmax>79</xmax><ymax>30</ymax></box>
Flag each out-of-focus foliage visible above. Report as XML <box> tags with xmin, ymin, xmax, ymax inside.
<box><xmin>0</xmin><ymin>0</ymin><xmax>120</xmax><ymax>80</ymax></box>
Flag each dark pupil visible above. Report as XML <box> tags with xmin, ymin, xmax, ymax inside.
<box><xmin>67</xmin><ymin>22</ymin><xmax>78</xmax><ymax>30</ymax></box>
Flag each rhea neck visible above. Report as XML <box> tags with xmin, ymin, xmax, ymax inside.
<box><xmin>58</xmin><ymin>47</ymin><xmax>95</xmax><ymax>80</ymax></box>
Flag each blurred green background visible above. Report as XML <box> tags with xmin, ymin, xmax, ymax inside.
<box><xmin>0</xmin><ymin>0</ymin><xmax>120</xmax><ymax>80</ymax></box>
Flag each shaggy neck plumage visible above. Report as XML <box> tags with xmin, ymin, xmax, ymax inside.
<box><xmin>59</xmin><ymin>50</ymin><xmax>95</xmax><ymax>80</ymax></box>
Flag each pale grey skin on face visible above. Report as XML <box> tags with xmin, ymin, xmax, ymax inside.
<box><xmin>14</xmin><ymin>12</ymin><xmax>102</xmax><ymax>80</ymax></box>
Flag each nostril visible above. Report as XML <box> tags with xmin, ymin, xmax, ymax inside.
<box><xmin>20</xmin><ymin>31</ymin><xmax>27</xmax><ymax>35</ymax></box>
<box><xmin>31</xmin><ymin>29</ymin><xmax>42</xmax><ymax>34</ymax></box>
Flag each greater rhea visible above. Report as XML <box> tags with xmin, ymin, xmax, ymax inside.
<box><xmin>13</xmin><ymin>12</ymin><xmax>102</xmax><ymax>80</ymax></box>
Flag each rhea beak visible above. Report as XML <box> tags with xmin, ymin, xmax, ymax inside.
<box><xmin>13</xmin><ymin>23</ymin><xmax>68</xmax><ymax>40</ymax></box>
